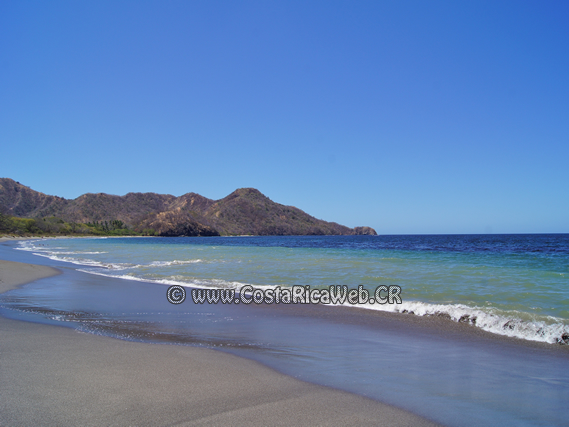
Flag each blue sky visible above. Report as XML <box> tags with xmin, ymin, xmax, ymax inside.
<box><xmin>1</xmin><ymin>1</ymin><xmax>568</xmax><ymax>234</ymax></box>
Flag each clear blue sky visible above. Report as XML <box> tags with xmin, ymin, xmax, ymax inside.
<box><xmin>1</xmin><ymin>1</ymin><xmax>568</xmax><ymax>234</ymax></box>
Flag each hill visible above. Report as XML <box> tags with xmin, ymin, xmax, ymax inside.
<box><xmin>0</xmin><ymin>178</ymin><xmax>377</xmax><ymax>237</ymax></box>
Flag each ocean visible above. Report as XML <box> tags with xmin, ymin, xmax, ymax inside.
<box><xmin>12</xmin><ymin>234</ymin><xmax>569</xmax><ymax>343</ymax></box>
<box><xmin>1</xmin><ymin>234</ymin><xmax>568</xmax><ymax>426</ymax></box>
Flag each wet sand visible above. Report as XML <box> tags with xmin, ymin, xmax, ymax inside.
<box><xmin>0</xmin><ymin>258</ymin><xmax>439</xmax><ymax>426</ymax></box>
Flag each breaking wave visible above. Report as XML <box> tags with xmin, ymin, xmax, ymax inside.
<box><xmin>355</xmin><ymin>300</ymin><xmax>569</xmax><ymax>345</ymax></box>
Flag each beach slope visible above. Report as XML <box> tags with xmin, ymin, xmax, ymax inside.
<box><xmin>0</xmin><ymin>259</ymin><xmax>438</xmax><ymax>426</ymax></box>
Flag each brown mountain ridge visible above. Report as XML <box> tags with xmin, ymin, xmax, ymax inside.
<box><xmin>0</xmin><ymin>178</ymin><xmax>377</xmax><ymax>237</ymax></box>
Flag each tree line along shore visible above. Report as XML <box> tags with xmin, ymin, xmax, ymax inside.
<box><xmin>0</xmin><ymin>213</ymin><xmax>146</xmax><ymax>237</ymax></box>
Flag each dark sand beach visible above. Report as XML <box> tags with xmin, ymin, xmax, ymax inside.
<box><xmin>0</xmin><ymin>256</ymin><xmax>439</xmax><ymax>426</ymax></box>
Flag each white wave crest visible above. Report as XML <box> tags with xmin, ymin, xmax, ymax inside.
<box><xmin>148</xmin><ymin>260</ymin><xmax>203</xmax><ymax>267</ymax></box>
<box><xmin>74</xmin><ymin>269</ymin><xmax>257</xmax><ymax>291</ymax></box>
<box><xmin>28</xmin><ymin>252</ymin><xmax>134</xmax><ymax>270</ymax></box>
<box><xmin>351</xmin><ymin>299</ymin><xmax>569</xmax><ymax>345</ymax></box>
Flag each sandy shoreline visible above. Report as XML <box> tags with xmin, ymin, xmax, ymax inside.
<box><xmin>0</xmin><ymin>259</ymin><xmax>61</xmax><ymax>291</ymax></box>
<box><xmin>0</xmin><ymin>257</ymin><xmax>439</xmax><ymax>426</ymax></box>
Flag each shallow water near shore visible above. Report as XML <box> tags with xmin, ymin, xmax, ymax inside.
<box><xmin>1</xmin><ymin>236</ymin><xmax>569</xmax><ymax>426</ymax></box>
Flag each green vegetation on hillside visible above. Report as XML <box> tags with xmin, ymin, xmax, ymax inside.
<box><xmin>0</xmin><ymin>213</ymin><xmax>156</xmax><ymax>237</ymax></box>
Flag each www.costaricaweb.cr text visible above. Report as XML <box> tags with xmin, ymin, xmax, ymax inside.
<box><xmin>167</xmin><ymin>285</ymin><xmax>402</xmax><ymax>305</ymax></box>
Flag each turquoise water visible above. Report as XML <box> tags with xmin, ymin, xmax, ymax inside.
<box><xmin>16</xmin><ymin>234</ymin><xmax>569</xmax><ymax>344</ymax></box>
